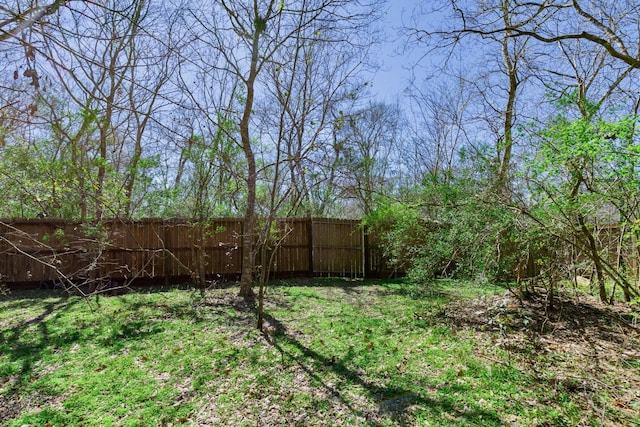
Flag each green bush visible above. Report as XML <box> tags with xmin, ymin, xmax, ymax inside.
<box><xmin>365</xmin><ymin>175</ymin><xmax>520</xmax><ymax>283</ymax></box>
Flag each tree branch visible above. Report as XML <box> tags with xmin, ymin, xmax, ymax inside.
<box><xmin>0</xmin><ymin>0</ymin><xmax>67</xmax><ymax>42</ymax></box>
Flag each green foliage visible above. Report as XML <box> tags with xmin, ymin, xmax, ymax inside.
<box><xmin>165</xmin><ymin>120</ymin><xmax>244</xmax><ymax>218</ymax></box>
<box><xmin>41</xmin><ymin>228</ymin><xmax>66</xmax><ymax>244</ymax></box>
<box><xmin>0</xmin><ymin>141</ymin><xmax>65</xmax><ymax>218</ymax></box>
<box><xmin>255</xmin><ymin>16</ymin><xmax>267</xmax><ymax>34</ymax></box>
<box><xmin>522</xmin><ymin>93</ymin><xmax>640</xmax><ymax>300</ymax></box>
<box><xmin>365</xmin><ymin>174</ymin><xmax>518</xmax><ymax>282</ymax></box>
<box><xmin>0</xmin><ymin>126</ymin><xmax>137</xmax><ymax>219</ymax></box>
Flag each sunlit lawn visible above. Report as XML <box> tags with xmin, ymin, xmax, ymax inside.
<box><xmin>1</xmin><ymin>279</ymin><xmax>637</xmax><ymax>426</ymax></box>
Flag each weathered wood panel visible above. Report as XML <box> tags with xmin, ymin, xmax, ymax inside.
<box><xmin>272</xmin><ymin>218</ymin><xmax>311</xmax><ymax>275</ymax></box>
<box><xmin>312</xmin><ymin>219</ymin><xmax>363</xmax><ymax>277</ymax></box>
<box><xmin>0</xmin><ymin>217</ymin><xmax>369</xmax><ymax>284</ymax></box>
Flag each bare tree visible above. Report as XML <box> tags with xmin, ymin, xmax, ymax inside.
<box><xmin>178</xmin><ymin>0</ymin><xmax>382</xmax><ymax>298</ymax></box>
<box><xmin>333</xmin><ymin>102</ymin><xmax>400</xmax><ymax>215</ymax></box>
<box><xmin>403</xmin><ymin>80</ymin><xmax>474</xmax><ymax>183</ymax></box>
<box><xmin>39</xmin><ymin>0</ymin><xmax>178</xmax><ymax>219</ymax></box>
<box><xmin>255</xmin><ymin>10</ymin><xmax>378</xmax><ymax>216</ymax></box>
<box><xmin>403</xmin><ymin>0</ymin><xmax>536</xmax><ymax>193</ymax></box>
<box><xmin>416</xmin><ymin>1</ymin><xmax>640</xmax><ymax>70</ymax></box>
<box><xmin>0</xmin><ymin>0</ymin><xmax>68</xmax><ymax>43</ymax></box>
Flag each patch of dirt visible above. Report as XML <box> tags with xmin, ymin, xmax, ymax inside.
<box><xmin>0</xmin><ymin>380</ymin><xmax>23</xmax><ymax>422</ymax></box>
<box><xmin>441</xmin><ymin>288</ymin><xmax>640</xmax><ymax>426</ymax></box>
<box><xmin>0</xmin><ymin>388</ymin><xmax>70</xmax><ymax>424</ymax></box>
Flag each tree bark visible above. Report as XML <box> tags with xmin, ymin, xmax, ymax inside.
<box><xmin>578</xmin><ymin>215</ymin><xmax>608</xmax><ymax>303</ymax></box>
<box><xmin>237</xmin><ymin>6</ymin><xmax>267</xmax><ymax>299</ymax></box>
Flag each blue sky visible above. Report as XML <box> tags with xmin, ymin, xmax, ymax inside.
<box><xmin>371</xmin><ymin>1</ymin><xmax>419</xmax><ymax>102</ymax></box>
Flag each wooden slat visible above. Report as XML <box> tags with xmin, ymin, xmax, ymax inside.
<box><xmin>0</xmin><ymin>217</ymin><xmax>372</xmax><ymax>283</ymax></box>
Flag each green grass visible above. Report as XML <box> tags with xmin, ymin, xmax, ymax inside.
<box><xmin>0</xmin><ymin>279</ymin><xmax>638</xmax><ymax>426</ymax></box>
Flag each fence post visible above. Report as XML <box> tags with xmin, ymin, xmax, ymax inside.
<box><xmin>307</xmin><ymin>217</ymin><xmax>314</xmax><ymax>277</ymax></box>
<box><xmin>163</xmin><ymin>219</ymin><xmax>169</xmax><ymax>286</ymax></box>
<box><xmin>363</xmin><ymin>224</ymin><xmax>371</xmax><ymax>279</ymax></box>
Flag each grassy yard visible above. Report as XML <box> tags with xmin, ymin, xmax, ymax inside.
<box><xmin>1</xmin><ymin>279</ymin><xmax>638</xmax><ymax>426</ymax></box>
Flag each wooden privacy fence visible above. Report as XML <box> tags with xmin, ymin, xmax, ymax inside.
<box><xmin>0</xmin><ymin>218</ymin><xmax>389</xmax><ymax>285</ymax></box>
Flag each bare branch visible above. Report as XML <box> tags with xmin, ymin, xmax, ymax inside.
<box><xmin>0</xmin><ymin>0</ymin><xmax>66</xmax><ymax>42</ymax></box>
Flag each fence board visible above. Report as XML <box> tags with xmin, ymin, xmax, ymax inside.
<box><xmin>1</xmin><ymin>217</ymin><xmax>369</xmax><ymax>284</ymax></box>
<box><xmin>311</xmin><ymin>219</ymin><xmax>363</xmax><ymax>276</ymax></box>
<box><xmin>272</xmin><ymin>218</ymin><xmax>311</xmax><ymax>275</ymax></box>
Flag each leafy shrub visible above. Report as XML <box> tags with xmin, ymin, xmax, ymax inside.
<box><xmin>365</xmin><ymin>175</ymin><xmax>519</xmax><ymax>282</ymax></box>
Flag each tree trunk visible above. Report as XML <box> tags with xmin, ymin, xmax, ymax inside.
<box><xmin>239</xmin><ymin>200</ymin><xmax>256</xmax><ymax>298</ymax></box>
<box><xmin>237</xmin><ymin>14</ymin><xmax>263</xmax><ymax>299</ymax></box>
<box><xmin>496</xmin><ymin>1</ymin><xmax>519</xmax><ymax>193</ymax></box>
<box><xmin>579</xmin><ymin>216</ymin><xmax>609</xmax><ymax>303</ymax></box>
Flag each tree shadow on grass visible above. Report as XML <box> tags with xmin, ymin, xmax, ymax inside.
<box><xmin>0</xmin><ymin>292</ymin><xmax>168</xmax><ymax>422</ymax></box>
<box><xmin>260</xmin><ymin>311</ymin><xmax>504</xmax><ymax>426</ymax></box>
<box><xmin>270</xmin><ymin>277</ymin><xmax>387</xmax><ymax>289</ymax></box>
<box><xmin>0</xmin><ymin>295</ymin><xmax>81</xmax><ymax>421</ymax></box>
